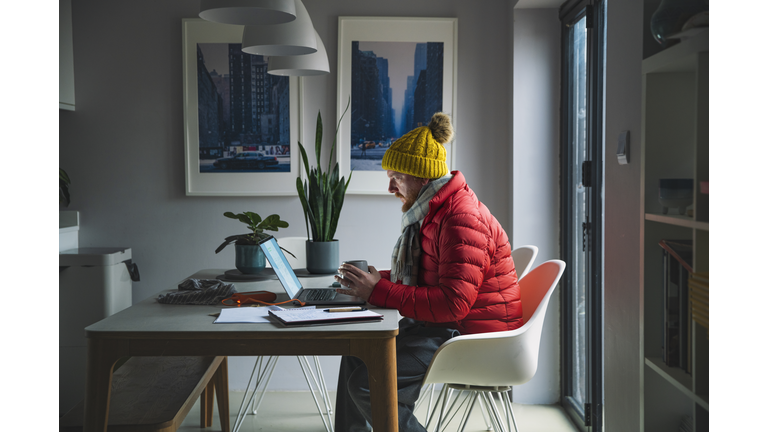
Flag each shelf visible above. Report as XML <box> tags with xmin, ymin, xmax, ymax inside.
<box><xmin>646</xmin><ymin>357</ymin><xmax>709</xmax><ymax>410</ymax></box>
<box><xmin>645</xmin><ymin>213</ymin><xmax>708</xmax><ymax>231</ymax></box>
<box><xmin>642</xmin><ymin>28</ymin><xmax>708</xmax><ymax>74</ymax></box>
<box><xmin>642</xmin><ymin>21</ymin><xmax>708</xmax><ymax>432</ymax></box>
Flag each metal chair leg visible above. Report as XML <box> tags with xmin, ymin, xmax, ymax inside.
<box><xmin>416</xmin><ymin>383</ymin><xmax>436</xmax><ymax>423</ymax></box>
<box><xmin>297</xmin><ymin>356</ymin><xmax>333</xmax><ymax>432</ymax></box>
<box><xmin>234</xmin><ymin>356</ymin><xmax>278</xmax><ymax>432</ymax></box>
<box><xmin>432</xmin><ymin>386</ymin><xmax>452</xmax><ymax>432</ymax></box>
<box><xmin>502</xmin><ymin>390</ymin><xmax>520</xmax><ymax>432</ymax></box>
<box><xmin>458</xmin><ymin>392</ymin><xmax>480</xmax><ymax>432</ymax></box>
<box><xmin>477</xmin><ymin>392</ymin><xmax>495</xmax><ymax>430</ymax></box>
<box><xmin>425</xmin><ymin>385</ymin><xmax>446</xmax><ymax>431</ymax></box>
<box><xmin>480</xmin><ymin>392</ymin><xmax>508</xmax><ymax>432</ymax></box>
<box><xmin>234</xmin><ymin>355</ymin><xmax>334</xmax><ymax>432</ymax></box>
<box><xmin>313</xmin><ymin>356</ymin><xmax>334</xmax><ymax>415</ymax></box>
<box><xmin>231</xmin><ymin>357</ymin><xmax>261</xmax><ymax>432</ymax></box>
<box><xmin>249</xmin><ymin>356</ymin><xmax>279</xmax><ymax>415</ymax></box>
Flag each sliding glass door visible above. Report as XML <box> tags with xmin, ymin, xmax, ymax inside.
<box><xmin>560</xmin><ymin>0</ymin><xmax>605</xmax><ymax>430</ymax></box>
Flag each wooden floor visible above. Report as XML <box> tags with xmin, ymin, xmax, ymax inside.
<box><xmin>178</xmin><ymin>390</ymin><xmax>580</xmax><ymax>432</ymax></box>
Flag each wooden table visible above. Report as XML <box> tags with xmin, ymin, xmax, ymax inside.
<box><xmin>83</xmin><ymin>270</ymin><xmax>401</xmax><ymax>432</ymax></box>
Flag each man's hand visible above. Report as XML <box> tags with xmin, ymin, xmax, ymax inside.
<box><xmin>334</xmin><ymin>263</ymin><xmax>381</xmax><ymax>302</ymax></box>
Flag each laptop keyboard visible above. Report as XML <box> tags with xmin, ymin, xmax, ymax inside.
<box><xmin>304</xmin><ymin>289</ymin><xmax>337</xmax><ymax>301</ymax></box>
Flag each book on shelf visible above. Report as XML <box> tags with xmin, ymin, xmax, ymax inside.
<box><xmin>688</xmin><ymin>272</ymin><xmax>709</xmax><ymax>331</ymax></box>
<box><xmin>659</xmin><ymin>239</ymin><xmax>692</xmax><ymax>373</ymax></box>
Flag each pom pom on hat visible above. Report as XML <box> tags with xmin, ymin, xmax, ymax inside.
<box><xmin>381</xmin><ymin>112</ymin><xmax>453</xmax><ymax>179</ymax></box>
<box><xmin>428</xmin><ymin>112</ymin><xmax>454</xmax><ymax>144</ymax></box>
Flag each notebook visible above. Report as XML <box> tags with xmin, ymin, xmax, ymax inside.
<box><xmin>259</xmin><ymin>237</ymin><xmax>366</xmax><ymax>306</ymax></box>
<box><xmin>268</xmin><ymin>307</ymin><xmax>383</xmax><ymax>326</ymax></box>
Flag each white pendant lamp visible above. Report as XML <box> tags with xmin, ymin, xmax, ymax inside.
<box><xmin>199</xmin><ymin>0</ymin><xmax>296</xmax><ymax>26</ymax></box>
<box><xmin>268</xmin><ymin>31</ymin><xmax>329</xmax><ymax>76</ymax></box>
<box><xmin>241</xmin><ymin>0</ymin><xmax>316</xmax><ymax>56</ymax></box>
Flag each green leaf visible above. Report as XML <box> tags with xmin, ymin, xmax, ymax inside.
<box><xmin>298</xmin><ymin>141</ymin><xmax>311</xmax><ymax>180</ymax></box>
<box><xmin>59</xmin><ymin>168</ymin><xmax>71</xmax><ymax>207</ymax></box>
<box><xmin>308</xmin><ymin>173</ymin><xmax>326</xmax><ymax>240</ymax></box>
<box><xmin>260</xmin><ymin>214</ymin><xmax>289</xmax><ymax>231</ymax></box>
<box><xmin>315</xmin><ymin>111</ymin><xmax>323</xmax><ymax>169</ymax></box>
<box><xmin>296</xmin><ymin>177</ymin><xmax>312</xmax><ymax>240</ymax></box>
<box><xmin>60</xmin><ymin>168</ymin><xmax>71</xmax><ymax>184</ymax></box>
<box><xmin>328</xmin><ymin>97</ymin><xmax>351</xmax><ymax>173</ymax></box>
<box><xmin>245</xmin><ymin>212</ymin><xmax>262</xmax><ymax>227</ymax></box>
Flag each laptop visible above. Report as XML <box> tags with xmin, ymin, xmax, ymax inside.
<box><xmin>259</xmin><ymin>237</ymin><xmax>366</xmax><ymax>306</ymax></box>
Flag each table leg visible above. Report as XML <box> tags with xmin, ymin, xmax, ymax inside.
<box><xmin>201</xmin><ymin>380</ymin><xmax>214</xmax><ymax>427</ymax></box>
<box><xmin>83</xmin><ymin>338</ymin><xmax>127</xmax><ymax>432</ymax></box>
<box><xmin>350</xmin><ymin>337</ymin><xmax>399</xmax><ymax>432</ymax></box>
<box><xmin>214</xmin><ymin>357</ymin><xmax>231</xmax><ymax>432</ymax></box>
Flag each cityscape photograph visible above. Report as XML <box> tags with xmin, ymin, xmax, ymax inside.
<box><xmin>196</xmin><ymin>43</ymin><xmax>291</xmax><ymax>173</ymax></box>
<box><xmin>350</xmin><ymin>41</ymin><xmax>444</xmax><ymax>171</ymax></box>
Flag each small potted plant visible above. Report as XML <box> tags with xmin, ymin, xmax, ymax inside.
<box><xmin>296</xmin><ymin>100</ymin><xmax>352</xmax><ymax>273</ymax></box>
<box><xmin>215</xmin><ymin>212</ymin><xmax>293</xmax><ymax>274</ymax></box>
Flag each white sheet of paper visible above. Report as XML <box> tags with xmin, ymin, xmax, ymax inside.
<box><xmin>214</xmin><ymin>305</ymin><xmax>316</xmax><ymax>324</ymax></box>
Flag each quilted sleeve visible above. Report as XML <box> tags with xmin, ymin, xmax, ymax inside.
<box><xmin>368</xmin><ymin>212</ymin><xmax>490</xmax><ymax>323</ymax></box>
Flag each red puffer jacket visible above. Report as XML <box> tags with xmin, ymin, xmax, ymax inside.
<box><xmin>368</xmin><ymin>171</ymin><xmax>522</xmax><ymax>335</ymax></box>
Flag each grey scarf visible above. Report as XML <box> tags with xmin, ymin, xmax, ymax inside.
<box><xmin>391</xmin><ymin>175</ymin><xmax>452</xmax><ymax>285</ymax></box>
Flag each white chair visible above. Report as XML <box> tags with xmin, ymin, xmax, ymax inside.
<box><xmin>510</xmin><ymin>245</ymin><xmax>538</xmax><ymax>278</ymax></box>
<box><xmin>420</xmin><ymin>260</ymin><xmax>566</xmax><ymax>432</ymax></box>
<box><xmin>233</xmin><ymin>236</ymin><xmax>334</xmax><ymax>432</ymax></box>
<box><xmin>415</xmin><ymin>245</ymin><xmax>539</xmax><ymax>418</ymax></box>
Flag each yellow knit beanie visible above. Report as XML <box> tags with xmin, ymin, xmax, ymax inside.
<box><xmin>382</xmin><ymin>112</ymin><xmax>454</xmax><ymax>179</ymax></box>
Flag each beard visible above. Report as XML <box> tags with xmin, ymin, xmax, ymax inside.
<box><xmin>396</xmin><ymin>191</ymin><xmax>419</xmax><ymax>212</ymax></box>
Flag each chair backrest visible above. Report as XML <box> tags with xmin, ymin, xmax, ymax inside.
<box><xmin>510</xmin><ymin>245</ymin><xmax>538</xmax><ymax>279</ymax></box>
<box><xmin>422</xmin><ymin>260</ymin><xmax>566</xmax><ymax>387</ymax></box>
<box><xmin>519</xmin><ymin>259</ymin><xmax>564</xmax><ymax>326</ymax></box>
<box><xmin>273</xmin><ymin>236</ymin><xmax>307</xmax><ymax>269</ymax></box>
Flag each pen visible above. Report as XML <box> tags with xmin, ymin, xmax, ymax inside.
<box><xmin>324</xmin><ymin>307</ymin><xmax>367</xmax><ymax>313</ymax></box>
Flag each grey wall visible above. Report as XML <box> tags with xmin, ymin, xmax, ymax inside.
<box><xmin>60</xmin><ymin>0</ymin><xmax>519</xmax><ymax>393</ymax></box>
<box><xmin>512</xmin><ymin>8</ymin><xmax>562</xmax><ymax>404</ymax></box>
<box><xmin>603</xmin><ymin>1</ymin><xmax>644</xmax><ymax>430</ymax></box>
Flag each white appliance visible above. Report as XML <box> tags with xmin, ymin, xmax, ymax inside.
<box><xmin>59</xmin><ymin>247</ymin><xmax>138</xmax><ymax>416</ymax></box>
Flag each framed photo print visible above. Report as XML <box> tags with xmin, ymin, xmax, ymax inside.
<box><xmin>337</xmin><ymin>17</ymin><xmax>458</xmax><ymax>195</ymax></box>
<box><xmin>182</xmin><ymin>19</ymin><xmax>301</xmax><ymax>196</ymax></box>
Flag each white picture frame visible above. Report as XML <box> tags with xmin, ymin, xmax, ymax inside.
<box><xmin>337</xmin><ymin>17</ymin><xmax>458</xmax><ymax>195</ymax></box>
<box><xmin>182</xmin><ymin>18</ymin><xmax>301</xmax><ymax>196</ymax></box>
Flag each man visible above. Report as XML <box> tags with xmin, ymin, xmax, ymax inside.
<box><xmin>334</xmin><ymin>112</ymin><xmax>522</xmax><ymax>432</ymax></box>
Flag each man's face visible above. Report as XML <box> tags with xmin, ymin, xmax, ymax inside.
<box><xmin>386</xmin><ymin>170</ymin><xmax>429</xmax><ymax>212</ymax></box>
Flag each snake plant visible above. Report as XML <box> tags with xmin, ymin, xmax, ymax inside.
<box><xmin>296</xmin><ymin>100</ymin><xmax>352</xmax><ymax>242</ymax></box>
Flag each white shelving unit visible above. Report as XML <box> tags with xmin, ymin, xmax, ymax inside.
<box><xmin>640</xmin><ymin>29</ymin><xmax>709</xmax><ymax>432</ymax></box>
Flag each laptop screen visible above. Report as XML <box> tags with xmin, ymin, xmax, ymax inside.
<box><xmin>259</xmin><ymin>237</ymin><xmax>302</xmax><ymax>299</ymax></box>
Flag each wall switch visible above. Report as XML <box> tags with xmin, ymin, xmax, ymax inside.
<box><xmin>617</xmin><ymin>130</ymin><xmax>629</xmax><ymax>165</ymax></box>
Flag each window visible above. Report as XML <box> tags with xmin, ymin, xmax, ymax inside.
<box><xmin>560</xmin><ymin>0</ymin><xmax>605</xmax><ymax>430</ymax></box>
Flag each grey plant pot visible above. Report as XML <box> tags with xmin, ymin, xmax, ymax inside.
<box><xmin>235</xmin><ymin>244</ymin><xmax>266</xmax><ymax>274</ymax></box>
<box><xmin>305</xmin><ymin>240</ymin><xmax>339</xmax><ymax>274</ymax></box>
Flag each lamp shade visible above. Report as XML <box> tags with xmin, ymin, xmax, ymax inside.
<box><xmin>241</xmin><ymin>0</ymin><xmax>316</xmax><ymax>56</ymax></box>
<box><xmin>268</xmin><ymin>31</ymin><xmax>329</xmax><ymax>76</ymax></box>
<box><xmin>199</xmin><ymin>0</ymin><xmax>296</xmax><ymax>26</ymax></box>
